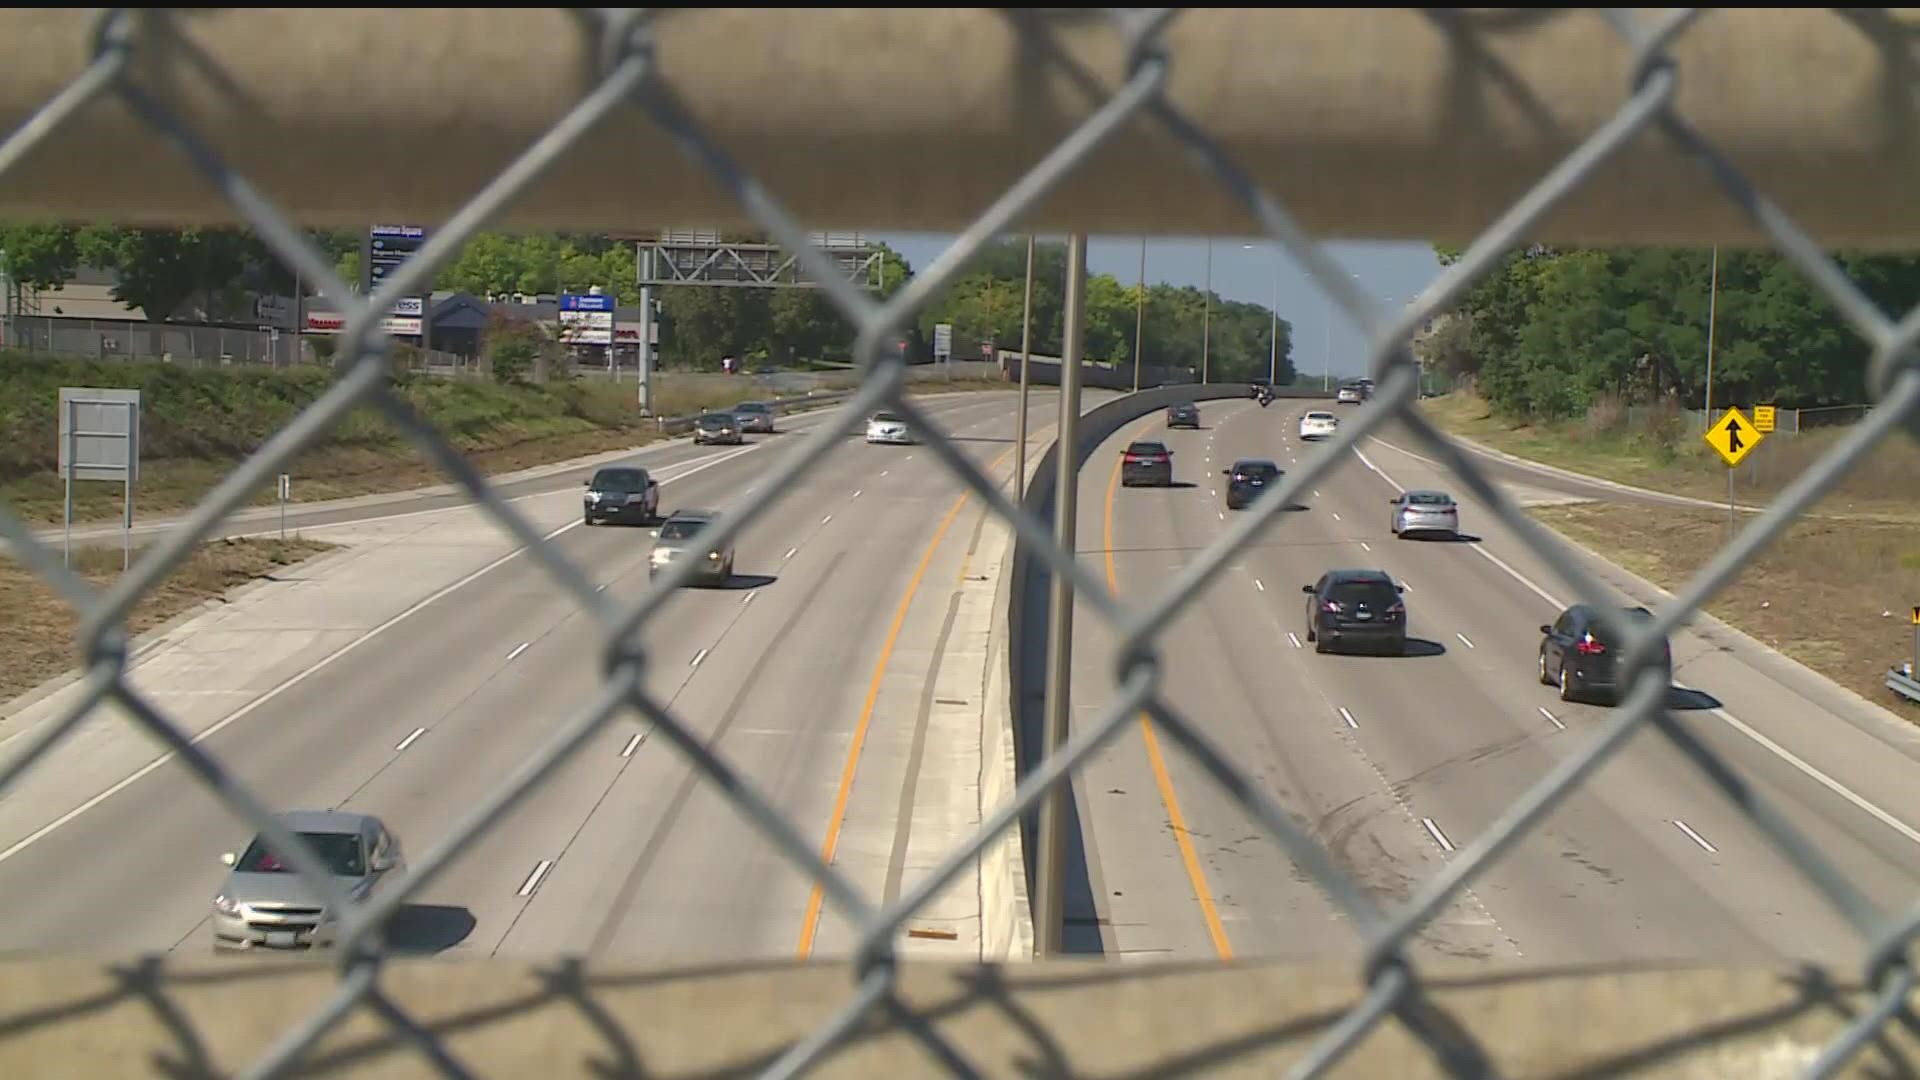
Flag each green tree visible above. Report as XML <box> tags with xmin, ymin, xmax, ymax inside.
<box><xmin>75</xmin><ymin>226</ymin><xmax>254</xmax><ymax>321</ymax></box>
<box><xmin>0</xmin><ymin>222</ymin><xmax>81</xmax><ymax>290</ymax></box>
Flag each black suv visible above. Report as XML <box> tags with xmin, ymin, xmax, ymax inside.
<box><xmin>1166</xmin><ymin>402</ymin><xmax>1200</xmax><ymax>429</ymax></box>
<box><xmin>1120</xmin><ymin>441</ymin><xmax>1175</xmax><ymax>487</ymax></box>
<box><xmin>1303</xmin><ymin>570</ymin><xmax>1407</xmax><ymax>655</ymax></box>
<box><xmin>1538</xmin><ymin>604</ymin><xmax>1672</xmax><ymax>704</ymax></box>
<box><xmin>1222</xmin><ymin>459</ymin><xmax>1282</xmax><ymax>510</ymax></box>
<box><xmin>582</xmin><ymin>466</ymin><xmax>660</xmax><ymax>526</ymax></box>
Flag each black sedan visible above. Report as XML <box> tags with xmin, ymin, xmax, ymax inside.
<box><xmin>1166</xmin><ymin>402</ymin><xmax>1200</xmax><ymax>429</ymax></box>
<box><xmin>1303</xmin><ymin>569</ymin><xmax>1407</xmax><ymax>656</ymax></box>
<box><xmin>1223</xmin><ymin>459</ymin><xmax>1282</xmax><ymax>510</ymax></box>
<box><xmin>1538</xmin><ymin>604</ymin><xmax>1672</xmax><ymax>704</ymax></box>
<box><xmin>1120</xmin><ymin>441</ymin><xmax>1175</xmax><ymax>487</ymax></box>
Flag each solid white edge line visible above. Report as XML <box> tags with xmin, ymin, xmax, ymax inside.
<box><xmin>1537</xmin><ymin>706</ymin><xmax>1566</xmax><ymax>731</ymax></box>
<box><xmin>1672</xmin><ymin>819</ymin><xmax>1719</xmax><ymax>854</ymax></box>
<box><xmin>394</xmin><ymin>727</ymin><xmax>426</xmax><ymax>752</ymax></box>
<box><xmin>620</xmin><ymin>732</ymin><xmax>643</xmax><ymax>758</ymax></box>
<box><xmin>0</xmin><ymin>437</ymin><xmax>774</xmax><ymax>868</ymax></box>
<box><xmin>517</xmin><ymin>859</ymin><xmax>553</xmax><ymax>898</ymax></box>
<box><xmin>1422</xmin><ymin>817</ymin><xmax>1456</xmax><ymax>853</ymax></box>
<box><xmin>506</xmin><ymin>641</ymin><xmax>530</xmax><ymax>662</ymax></box>
<box><xmin>1338</xmin><ymin>707</ymin><xmax>1358</xmax><ymax>729</ymax></box>
<box><xmin>690</xmin><ymin>648</ymin><xmax>709</xmax><ymax>668</ymax></box>
<box><xmin>1456</xmin><ymin>632</ymin><xmax>1475</xmax><ymax>649</ymax></box>
<box><xmin>1358</xmin><ymin>441</ymin><xmax>1920</xmax><ymax>855</ymax></box>
<box><xmin>1287</xmin><ymin>632</ymin><xmax>1302</xmax><ymax>649</ymax></box>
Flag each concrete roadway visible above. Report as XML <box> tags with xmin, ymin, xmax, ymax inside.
<box><xmin>0</xmin><ymin>388</ymin><xmax>1081</xmax><ymax>962</ymax></box>
<box><xmin>1063</xmin><ymin>396</ymin><xmax>1920</xmax><ymax>968</ymax></box>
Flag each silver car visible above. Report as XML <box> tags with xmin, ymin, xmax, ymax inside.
<box><xmin>211</xmin><ymin>809</ymin><xmax>405</xmax><ymax>953</ymax></box>
<box><xmin>650</xmin><ymin>509</ymin><xmax>736</xmax><ymax>585</ymax></box>
<box><xmin>1390</xmin><ymin>490</ymin><xmax>1461</xmax><ymax>538</ymax></box>
<box><xmin>865</xmin><ymin>411</ymin><xmax>912</xmax><ymax>445</ymax></box>
<box><xmin>732</xmin><ymin>401</ymin><xmax>776</xmax><ymax>433</ymax></box>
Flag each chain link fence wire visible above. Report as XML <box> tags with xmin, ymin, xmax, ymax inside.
<box><xmin>3</xmin><ymin>7</ymin><xmax>1920</xmax><ymax>1078</ymax></box>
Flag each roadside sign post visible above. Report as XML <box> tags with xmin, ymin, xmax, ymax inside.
<box><xmin>933</xmin><ymin>322</ymin><xmax>953</xmax><ymax>378</ymax></box>
<box><xmin>1911</xmin><ymin>606</ymin><xmax>1919</xmax><ymax>679</ymax></box>
<box><xmin>278</xmin><ymin>474</ymin><xmax>291</xmax><ymax>540</ymax></box>
<box><xmin>1703</xmin><ymin>405</ymin><xmax>1764</xmax><ymax>546</ymax></box>
<box><xmin>58</xmin><ymin>387</ymin><xmax>141</xmax><ymax>570</ymax></box>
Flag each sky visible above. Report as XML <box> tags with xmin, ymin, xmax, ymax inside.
<box><xmin>870</xmin><ymin>233</ymin><xmax>1446</xmax><ymax>384</ymax></box>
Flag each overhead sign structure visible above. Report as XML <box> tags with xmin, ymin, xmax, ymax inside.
<box><xmin>1704</xmin><ymin>406</ymin><xmax>1764</xmax><ymax>468</ymax></box>
<box><xmin>58</xmin><ymin>386</ymin><xmax>141</xmax><ymax>569</ymax></box>
<box><xmin>558</xmin><ymin>291</ymin><xmax>615</xmax><ymax>346</ymax></box>
<box><xmin>1753</xmin><ymin>404</ymin><xmax>1776</xmax><ymax>433</ymax></box>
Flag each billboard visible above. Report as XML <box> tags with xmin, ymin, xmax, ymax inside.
<box><xmin>366</xmin><ymin>225</ymin><xmax>428</xmax><ymax>318</ymax></box>
<box><xmin>558</xmin><ymin>291</ymin><xmax>615</xmax><ymax>346</ymax></box>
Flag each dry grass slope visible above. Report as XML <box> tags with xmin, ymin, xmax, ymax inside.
<box><xmin>0</xmin><ymin>536</ymin><xmax>335</xmax><ymax>705</ymax></box>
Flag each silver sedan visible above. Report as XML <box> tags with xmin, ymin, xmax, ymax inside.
<box><xmin>1390</xmin><ymin>490</ymin><xmax>1460</xmax><ymax>538</ymax></box>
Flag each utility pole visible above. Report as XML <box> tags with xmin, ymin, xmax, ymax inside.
<box><xmin>1015</xmin><ymin>234</ymin><xmax>1036</xmax><ymax>502</ymax></box>
<box><xmin>1034</xmin><ymin>233</ymin><xmax>1087</xmax><ymax>958</ymax></box>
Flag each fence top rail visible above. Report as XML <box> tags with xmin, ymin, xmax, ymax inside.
<box><xmin>2</xmin><ymin>9</ymin><xmax>1919</xmax><ymax>246</ymax></box>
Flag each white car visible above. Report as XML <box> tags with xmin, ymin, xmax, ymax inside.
<box><xmin>865</xmin><ymin>411</ymin><xmax>912</xmax><ymax>445</ymax></box>
<box><xmin>1336</xmin><ymin>386</ymin><xmax>1364</xmax><ymax>405</ymax></box>
<box><xmin>1298</xmin><ymin>411</ymin><xmax>1339</xmax><ymax>440</ymax></box>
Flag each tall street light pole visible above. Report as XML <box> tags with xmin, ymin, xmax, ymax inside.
<box><xmin>1015</xmin><ymin>234</ymin><xmax>1036</xmax><ymax>503</ymax></box>
<box><xmin>1034</xmin><ymin>233</ymin><xmax>1087</xmax><ymax>958</ymax></box>
<box><xmin>1132</xmin><ymin>237</ymin><xmax>1145</xmax><ymax>392</ymax></box>
<box><xmin>1201</xmin><ymin>239</ymin><xmax>1212</xmax><ymax>384</ymax></box>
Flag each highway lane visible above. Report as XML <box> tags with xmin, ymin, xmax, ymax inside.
<box><xmin>0</xmin><ymin>389</ymin><xmax>1068</xmax><ymax>960</ymax></box>
<box><xmin>27</xmin><ymin>388</ymin><xmax>959</xmax><ymax>549</ymax></box>
<box><xmin>1067</xmin><ymin>396</ymin><xmax>1920</xmax><ymax>968</ymax></box>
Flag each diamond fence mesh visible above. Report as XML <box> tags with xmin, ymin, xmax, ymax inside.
<box><xmin>4</xmin><ymin>7</ymin><xmax>1920</xmax><ymax>1079</ymax></box>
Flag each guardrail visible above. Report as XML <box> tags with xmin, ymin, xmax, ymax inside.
<box><xmin>1888</xmin><ymin>667</ymin><xmax>1920</xmax><ymax>706</ymax></box>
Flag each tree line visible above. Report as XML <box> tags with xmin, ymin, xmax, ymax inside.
<box><xmin>2</xmin><ymin>224</ymin><xmax>1297</xmax><ymax>381</ymax></box>
<box><xmin>1424</xmin><ymin>244</ymin><xmax>1920</xmax><ymax>418</ymax></box>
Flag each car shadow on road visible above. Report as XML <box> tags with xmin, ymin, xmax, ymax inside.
<box><xmin>1156</xmin><ymin>481</ymin><xmax>1201</xmax><ymax>490</ymax></box>
<box><xmin>383</xmin><ymin>904</ymin><xmax>477</xmax><ymax>955</ymax></box>
<box><xmin>1665</xmin><ymin>686</ymin><xmax>1723</xmax><ymax>711</ymax></box>
<box><xmin>1401</xmin><ymin>532</ymin><xmax>1485</xmax><ymax>544</ymax></box>
<box><xmin>711</xmin><ymin>573</ymin><xmax>778</xmax><ymax>591</ymax></box>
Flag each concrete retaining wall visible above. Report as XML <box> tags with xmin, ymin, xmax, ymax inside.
<box><xmin>1005</xmin><ymin>384</ymin><xmax>1334</xmax><ymax>903</ymax></box>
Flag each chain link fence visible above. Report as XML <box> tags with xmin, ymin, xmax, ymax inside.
<box><xmin>3</xmin><ymin>7</ymin><xmax>1920</xmax><ymax>1078</ymax></box>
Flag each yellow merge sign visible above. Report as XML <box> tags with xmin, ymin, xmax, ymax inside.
<box><xmin>1704</xmin><ymin>406</ymin><xmax>1763</xmax><ymax>467</ymax></box>
<box><xmin>1753</xmin><ymin>404</ymin><xmax>1776</xmax><ymax>433</ymax></box>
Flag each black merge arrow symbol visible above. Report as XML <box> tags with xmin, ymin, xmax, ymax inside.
<box><xmin>1723</xmin><ymin>416</ymin><xmax>1744</xmax><ymax>454</ymax></box>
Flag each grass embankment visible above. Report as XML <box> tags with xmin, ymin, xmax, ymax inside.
<box><xmin>1416</xmin><ymin>390</ymin><xmax>1918</xmax><ymax>521</ymax></box>
<box><xmin>1419</xmin><ymin>391</ymin><xmax>1920</xmax><ymax>712</ymax></box>
<box><xmin>0</xmin><ymin>537</ymin><xmax>334</xmax><ymax>704</ymax></box>
<box><xmin>0</xmin><ymin>355</ymin><xmax>1010</xmax><ymax>527</ymax></box>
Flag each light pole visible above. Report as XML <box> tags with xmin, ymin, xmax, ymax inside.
<box><xmin>1201</xmin><ymin>239</ymin><xmax>1212</xmax><ymax>384</ymax></box>
<box><xmin>1703</xmin><ymin>246</ymin><xmax>1719</xmax><ymax>424</ymax></box>
<box><xmin>1035</xmin><ymin>233</ymin><xmax>1087</xmax><ymax>958</ymax></box>
<box><xmin>1132</xmin><ymin>237</ymin><xmax>1145</xmax><ymax>392</ymax></box>
<box><xmin>1015</xmin><ymin>234</ymin><xmax>1036</xmax><ymax>502</ymax></box>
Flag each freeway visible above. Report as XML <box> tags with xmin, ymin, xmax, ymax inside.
<box><xmin>0</xmin><ymin>388</ymin><xmax>1075</xmax><ymax>961</ymax></box>
<box><xmin>1060</xmin><ymin>396</ymin><xmax>1920</xmax><ymax>966</ymax></box>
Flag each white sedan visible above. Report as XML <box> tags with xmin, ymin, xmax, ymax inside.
<box><xmin>865</xmin><ymin>411</ymin><xmax>913</xmax><ymax>445</ymax></box>
<box><xmin>1298</xmin><ymin>411</ymin><xmax>1339</xmax><ymax>440</ymax></box>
